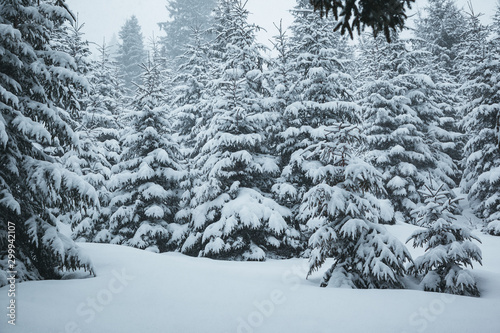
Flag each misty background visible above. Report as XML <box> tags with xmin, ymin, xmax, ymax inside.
<box><xmin>66</xmin><ymin>0</ymin><xmax>497</xmax><ymax>53</ymax></box>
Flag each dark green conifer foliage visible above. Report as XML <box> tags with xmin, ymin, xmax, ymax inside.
<box><xmin>0</xmin><ymin>0</ymin><xmax>97</xmax><ymax>286</ymax></box>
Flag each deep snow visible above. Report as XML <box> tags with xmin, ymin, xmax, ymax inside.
<box><xmin>1</xmin><ymin>222</ymin><xmax>500</xmax><ymax>333</ymax></box>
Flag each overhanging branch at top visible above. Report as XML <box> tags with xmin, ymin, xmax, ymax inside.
<box><xmin>309</xmin><ymin>0</ymin><xmax>416</xmax><ymax>42</ymax></box>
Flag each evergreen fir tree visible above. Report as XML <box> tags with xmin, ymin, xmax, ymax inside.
<box><xmin>170</xmin><ymin>27</ymin><xmax>212</xmax><ymax>147</ymax></box>
<box><xmin>59</xmin><ymin>17</ymin><xmax>92</xmax><ymax>75</ymax></box>
<box><xmin>117</xmin><ymin>15</ymin><xmax>146</xmax><ymax>93</ymax></box>
<box><xmin>407</xmin><ymin>183</ymin><xmax>482</xmax><ymax>296</ymax></box>
<box><xmin>272</xmin><ymin>0</ymin><xmax>356</xmax><ymax>238</ymax></box>
<box><xmin>158</xmin><ymin>0</ymin><xmax>216</xmax><ymax>62</ymax></box>
<box><xmin>454</xmin><ymin>7</ymin><xmax>490</xmax><ymax>78</ymax></box>
<box><xmin>264</xmin><ymin>20</ymin><xmax>298</xmax><ymax>212</ymax></box>
<box><xmin>357</xmin><ymin>34</ymin><xmax>458</xmax><ymax>222</ymax></box>
<box><xmin>148</xmin><ymin>35</ymin><xmax>176</xmax><ymax>104</ymax></box>
<box><xmin>180</xmin><ymin>0</ymin><xmax>299</xmax><ymax>260</ymax></box>
<box><xmin>71</xmin><ymin>41</ymin><xmax>125</xmax><ymax>241</ymax></box>
<box><xmin>266</xmin><ymin>20</ymin><xmax>296</xmax><ymax>114</ymax></box>
<box><xmin>459</xmin><ymin>11</ymin><xmax>500</xmax><ymax>236</ymax></box>
<box><xmin>87</xmin><ymin>41</ymin><xmax>126</xmax><ymax>126</ymax></box>
<box><xmin>50</xmin><ymin>15</ymin><xmax>92</xmax><ymax>116</ymax></box>
<box><xmin>169</xmin><ymin>29</ymin><xmax>214</xmax><ymax>235</ymax></box>
<box><xmin>304</xmin><ymin>123</ymin><xmax>412</xmax><ymax>288</ymax></box>
<box><xmin>54</xmin><ymin>19</ymin><xmax>108</xmax><ymax>240</ymax></box>
<box><xmin>104</xmin><ymin>55</ymin><xmax>186</xmax><ymax>252</ymax></box>
<box><xmin>414</xmin><ymin>0</ymin><xmax>467</xmax><ymax>71</ymax></box>
<box><xmin>412</xmin><ymin>0</ymin><xmax>465</xmax><ymax>170</ymax></box>
<box><xmin>287</xmin><ymin>0</ymin><xmax>352</xmax><ymax>106</ymax></box>
<box><xmin>493</xmin><ymin>1</ymin><xmax>500</xmax><ymax>46</ymax></box>
<box><xmin>0</xmin><ymin>0</ymin><xmax>97</xmax><ymax>286</ymax></box>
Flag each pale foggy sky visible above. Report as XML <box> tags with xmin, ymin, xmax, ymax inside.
<box><xmin>66</xmin><ymin>0</ymin><xmax>497</xmax><ymax>53</ymax></box>
<box><xmin>65</xmin><ymin>0</ymin><xmax>293</xmax><ymax>52</ymax></box>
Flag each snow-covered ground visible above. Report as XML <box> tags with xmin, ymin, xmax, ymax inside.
<box><xmin>1</xmin><ymin>223</ymin><xmax>499</xmax><ymax>333</ymax></box>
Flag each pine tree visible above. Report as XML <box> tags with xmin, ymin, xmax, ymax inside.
<box><xmin>158</xmin><ymin>0</ymin><xmax>216</xmax><ymax>62</ymax></box>
<box><xmin>287</xmin><ymin>0</ymin><xmax>353</xmax><ymax>106</ymax></box>
<box><xmin>266</xmin><ymin>20</ymin><xmax>297</xmax><ymax>114</ymax></box>
<box><xmin>50</xmin><ymin>16</ymin><xmax>92</xmax><ymax>116</ymax></box>
<box><xmin>357</xmin><ymin>34</ymin><xmax>459</xmax><ymax>222</ymax></box>
<box><xmin>494</xmin><ymin>1</ymin><xmax>500</xmax><ymax>46</ymax></box>
<box><xmin>264</xmin><ymin>21</ymin><xmax>298</xmax><ymax>212</ymax></box>
<box><xmin>272</xmin><ymin>0</ymin><xmax>356</xmax><ymax>238</ymax></box>
<box><xmin>104</xmin><ymin>55</ymin><xmax>186</xmax><ymax>252</ymax></box>
<box><xmin>459</xmin><ymin>9</ymin><xmax>500</xmax><ymax>236</ymax></box>
<box><xmin>148</xmin><ymin>36</ymin><xmax>176</xmax><ymax>104</ymax></box>
<box><xmin>117</xmin><ymin>15</ymin><xmax>146</xmax><ymax>93</ymax></box>
<box><xmin>167</xmin><ymin>29</ymin><xmax>215</xmax><ymax>236</ymax></box>
<box><xmin>52</xmin><ymin>20</ymin><xmax>124</xmax><ymax>242</ymax></box>
<box><xmin>412</xmin><ymin>0</ymin><xmax>466</xmax><ymax>171</ymax></box>
<box><xmin>180</xmin><ymin>0</ymin><xmax>299</xmax><ymax>260</ymax></box>
<box><xmin>0</xmin><ymin>0</ymin><xmax>97</xmax><ymax>286</ymax></box>
<box><xmin>407</xmin><ymin>183</ymin><xmax>482</xmax><ymax>296</ymax></box>
<box><xmin>171</xmin><ymin>27</ymin><xmax>212</xmax><ymax>147</ymax></box>
<box><xmin>70</xmin><ymin>41</ymin><xmax>125</xmax><ymax>241</ymax></box>
<box><xmin>454</xmin><ymin>7</ymin><xmax>490</xmax><ymax>78</ymax></box>
<box><xmin>53</xmin><ymin>18</ymin><xmax>109</xmax><ymax>239</ymax></box>
<box><xmin>87</xmin><ymin>41</ymin><xmax>126</xmax><ymax>127</ymax></box>
<box><xmin>59</xmin><ymin>17</ymin><xmax>92</xmax><ymax>75</ymax></box>
<box><xmin>414</xmin><ymin>0</ymin><xmax>467</xmax><ymax>71</ymax></box>
<box><xmin>304</xmin><ymin>124</ymin><xmax>412</xmax><ymax>288</ymax></box>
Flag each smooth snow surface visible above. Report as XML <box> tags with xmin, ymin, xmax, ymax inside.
<box><xmin>2</xmin><ymin>224</ymin><xmax>500</xmax><ymax>333</ymax></box>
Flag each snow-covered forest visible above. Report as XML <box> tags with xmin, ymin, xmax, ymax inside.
<box><xmin>1</xmin><ymin>0</ymin><xmax>500</xmax><ymax>332</ymax></box>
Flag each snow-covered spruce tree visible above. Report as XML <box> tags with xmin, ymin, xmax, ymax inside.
<box><xmin>180</xmin><ymin>0</ymin><xmax>300</xmax><ymax>261</ymax></box>
<box><xmin>357</xmin><ymin>34</ymin><xmax>458</xmax><ymax>223</ymax></box>
<box><xmin>404</xmin><ymin>35</ymin><xmax>464</xmax><ymax>181</ymax></box>
<box><xmin>411</xmin><ymin>0</ymin><xmax>467</xmax><ymax>169</ymax></box>
<box><xmin>263</xmin><ymin>20</ymin><xmax>297</xmax><ymax>198</ymax></box>
<box><xmin>266</xmin><ymin>20</ymin><xmax>297</xmax><ymax>115</ymax></box>
<box><xmin>494</xmin><ymin>0</ymin><xmax>500</xmax><ymax>47</ymax></box>
<box><xmin>459</xmin><ymin>12</ymin><xmax>500</xmax><ymax>236</ymax></box>
<box><xmin>303</xmin><ymin>124</ymin><xmax>412</xmax><ymax>288</ymax></box>
<box><xmin>414</xmin><ymin>0</ymin><xmax>467</xmax><ymax>72</ymax></box>
<box><xmin>56</xmin><ymin>16</ymin><xmax>92</xmax><ymax>72</ymax></box>
<box><xmin>411</xmin><ymin>0</ymin><xmax>468</xmax><ymax>172</ymax></box>
<box><xmin>104</xmin><ymin>55</ymin><xmax>186</xmax><ymax>252</ymax></box>
<box><xmin>51</xmin><ymin>16</ymin><xmax>93</xmax><ymax>114</ymax></box>
<box><xmin>399</xmin><ymin>40</ymin><xmax>461</xmax><ymax>188</ymax></box>
<box><xmin>171</xmin><ymin>27</ymin><xmax>213</xmax><ymax>148</ymax></box>
<box><xmin>454</xmin><ymin>9</ymin><xmax>490</xmax><ymax>81</ymax></box>
<box><xmin>407</xmin><ymin>183</ymin><xmax>482</xmax><ymax>296</ymax></box>
<box><xmin>149</xmin><ymin>36</ymin><xmax>177</xmax><ymax>104</ymax></box>
<box><xmin>286</xmin><ymin>0</ymin><xmax>353</xmax><ymax>107</ymax></box>
<box><xmin>51</xmin><ymin>17</ymin><xmax>107</xmax><ymax>237</ymax></box>
<box><xmin>158</xmin><ymin>0</ymin><xmax>216</xmax><ymax>62</ymax></box>
<box><xmin>69</xmin><ymin>41</ymin><xmax>126</xmax><ymax>242</ymax></box>
<box><xmin>168</xmin><ymin>28</ymin><xmax>214</xmax><ymax>235</ymax></box>
<box><xmin>117</xmin><ymin>15</ymin><xmax>146</xmax><ymax>93</ymax></box>
<box><xmin>272</xmin><ymin>0</ymin><xmax>356</xmax><ymax>238</ymax></box>
<box><xmin>51</xmin><ymin>18</ymin><xmax>123</xmax><ymax>241</ymax></box>
<box><xmin>0</xmin><ymin>0</ymin><xmax>98</xmax><ymax>286</ymax></box>
<box><xmin>86</xmin><ymin>41</ymin><xmax>126</xmax><ymax>130</ymax></box>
